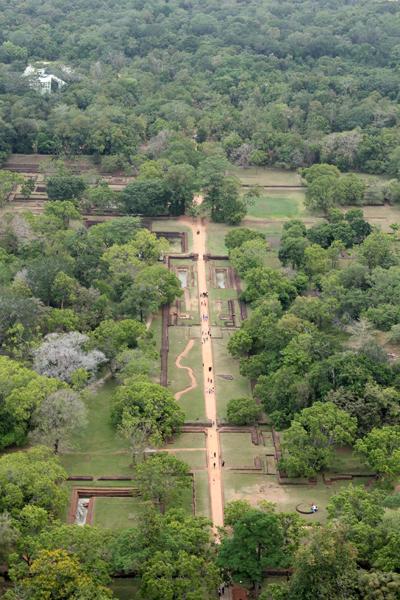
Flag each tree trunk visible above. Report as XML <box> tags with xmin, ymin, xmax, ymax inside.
<box><xmin>54</xmin><ymin>439</ymin><xmax>59</xmax><ymax>454</ymax></box>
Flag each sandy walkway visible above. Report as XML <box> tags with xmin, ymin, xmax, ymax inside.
<box><xmin>179</xmin><ymin>214</ymin><xmax>225</xmax><ymax>531</ymax></box>
<box><xmin>174</xmin><ymin>339</ymin><xmax>197</xmax><ymax>401</ymax></box>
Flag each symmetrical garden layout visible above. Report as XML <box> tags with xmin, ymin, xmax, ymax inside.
<box><xmin>61</xmin><ymin>211</ymin><xmax>374</xmax><ymax>531</ymax></box>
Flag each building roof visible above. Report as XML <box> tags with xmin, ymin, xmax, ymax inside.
<box><xmin>23</xmin><ymin>64</ymin><xmax>66</xmax><ymax>89</ymax></box>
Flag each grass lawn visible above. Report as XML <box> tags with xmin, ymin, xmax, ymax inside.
<box><xmin>162</xmin><ymin>449</ymin><xmax>206</xmax><ymax>469</ymax></box>
<box><xmin>213</xmin><ymin>334</ymin><xmax>251</xmax><ymax>420</ymax></box>
<box><xmin>59</xmin><ymin>382</ymin><xmax>134</xmax><ymax>478</ymax></box>
<box><xmin>228</xmin><ymin>166</ymin><xmax>302</xmax><ymax>186</ymax></box>
<box><xmin>194</xmin><ymin>471</ymin><xmax>211</xmax><ymax>517</ymax></box>
<box><xmin>328</xmin><ymin>447</ymin><xmax>373</xmax><ymax>475</ymax></box>
<box><xmin>61</xmin><ymin>452</ymin><xmax>132</xmax><ymax>478</ymax></box>
<box><xmin>220</xmin><ymin>433</ymin><xmax>263</xmax><ymax>469</ymax></box>
<box><xmin>165</xmin><ymin>432</ymin><xmax>206</xmax><ymax>449</ymax></box>
<box><xmin>246</xmin><ymin>190</ymin><xmax>306</xmax><ymax>220</ymax></box>
<box><xmin>206</xmin><ymin>221</ymin><xmax>233</xmax><ymax>254</ymax></box>
<box><xmin>167</xmin><ymin>326</ymin><xmax>205</xmax><ymax>421</ymax></box>
<box><xmin>172</xmin><ymin>480</ymin><xmax>195</xmax><ymax>514</ymax></box>
<box><xmin>93</xmin><ymin>496</ymin><xmax>145</xmax><ymax>529</ymax></box>
<box><xmin>109</xmin><ymin>578</ymin><xmax>140</xmax><ymax>600</ymax></box>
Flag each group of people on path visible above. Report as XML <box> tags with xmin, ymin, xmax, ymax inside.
<box><xmin>211</xmin><ymin>451</ymin><xmax>225</xmax><ymax>469</ymax></box>
<box><xmin>201</xmin><ymin>291</ymin><xmax>210</xmax><ymax>342</ymax></box>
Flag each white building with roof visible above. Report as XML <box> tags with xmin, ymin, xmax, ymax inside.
<box><xmin>23</xmin><ymin>64</ymin><xmax>66</xmax><ymax>94</ymax></box>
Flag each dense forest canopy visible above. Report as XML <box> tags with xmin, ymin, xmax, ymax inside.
<box><xmin>0</xmin><ymin>0</ymin><xmax>399</xmax><ymax>174</ymax></box>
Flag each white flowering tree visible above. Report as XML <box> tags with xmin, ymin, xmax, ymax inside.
<box><xmin>33</xmin><ymin>332</ymin><xmax>107</xmax><ymax>383</ymax></box>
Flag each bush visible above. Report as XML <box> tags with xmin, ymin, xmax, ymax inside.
<box><xmin>226</xmin><ymin>397</ymin><xmax>261</xmax><ymax>425</ymax></box>
<box><xmin>389</xmin><ymin>323</ymin><xmax>400</xmax><ymax>344</ymax></box>
<box><xmin>363</xmin><ymin>305</ymin><xmax>400</xmax><ymax>331</ymax></box>
<box><xmin>382</xmin><ymin>492</ymin><xmax>400</xmax><ymax>509</ymax></box>
<box><xmin>46</xmin><ymin>175</ymin><xmax>87</xmax><ymax>200</ymax></box>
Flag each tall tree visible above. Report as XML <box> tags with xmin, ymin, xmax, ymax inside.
<box><xmin>135</xmin><ymin>454</ymin><xmax>191</xmax><ymax>514</ymax></box>
<box><xmin>140</xmin><ymin>550</ymin><xmax>219</xmax><ymax>600</ymax></box>
<box><xmin>4</xmin><ymin>549</ymin><xmax>113</xmax><ymax>600</ymax></box>
<box><xmin>120</xmin><ymin>180</ymin><xmax>170</xmax><ymax>216</ymax></box>
<box><xmin>217</xmin><ymin>509</ymin><xmax>286</xmax><ymax>594</ymax></box>
<box><xmin>327</xmin><ymin>485</ymin><xmax>385</xmax><ymax>561</ymax></box>
<box><xmin>280</xmin><ymin>402</ymin><xmax>357</xmax><ymax>477</ymax></box>
<box><xmin>30</xmin><ymin>389</ymin><xmax>88</xmax><ymax>454</ymax></box>
<box><xmin>46</xmin><ymin>175</ymin><xmax>87</xmax><ymax>200</ymax></box>
<box><xmin>286</xmin><ymin>526</ymin><xmax>358</xmax><ymax>600</ymax></box>
<box><xmin>111</xmin><ymin>379</ymin><xmax>184</xmax><ymax>447</ymax></box>
<box><xmin>355</xmin><ymin>425</ymin><xmax>400</xmax><ymax>482</ymax></box>
<box><xmin>0</xmin><ymin>446</ymin><xmax>67</xmax><ymax>518</ymax></box>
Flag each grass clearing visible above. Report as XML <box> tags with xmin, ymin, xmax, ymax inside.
<box><xmin>206</xmin><ymin>221</ymin><xmax>234</xmax><ymax>254</ymax></box>
<box><xmin>213</xmin><ymin>334</ymin><xmax>251</xmax><ymax>420</ymax></box>
<box><xmin>167</xmin><ymin>326</ymin><xmax>205</xmax><ymax>421</ymax></box>
<box><xmin>220</xmin><ymin>433</ymin><xmax>262</xmax><ymax>468</ymax></box>
<box><xmin>328</xmin><ymin>447</ymin><xmax>373</xmax><ymax>475</ymax></box>
<box><xmin>246</xmin><ymin>190</ymin><xmax>306</xmax><ymax>220</ymax></box>
<box><xmin>162</xmin><ymin>449</ymin><xmax>206</xmax><ymax>469</ymax></box>
<box><xmin>93</xmin><ymin>496</ymin><xmax>145</xmax><ymax>529</ymax></box>
<box><xmin>68</xmin><ymin>381</ymin><xmax>122</xmax><ymax>452</ymax></box>
<box><xmin>228</xmin><ymin>166</ymin><xmax>302</xmax><ymax>186</ymax></box>
<box><xmin>59</xmin><ymin>382</ymin><xmax>134</xmax><ymax>478</ymax></box>
<box><xmin>166</xmin><ymin>432</ymin><xmax>206</xmax><ymax>449</ymax></box>
<box><xmin>194</xmin><ymin>471</ymin><xmax>211</xmax><ymax>517</ymax></box>
<box><xmin>61</xmin><ymin>452</ymin><xmax>132</xmax><ymax>478</ymax></box>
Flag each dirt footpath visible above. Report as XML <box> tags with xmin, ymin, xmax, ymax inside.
<box><xmin>180</xmin><ymin>215</ymin><xmax>225</xmax><ymax>531</ymax></box>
